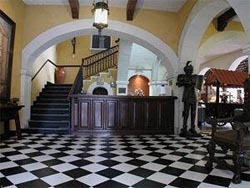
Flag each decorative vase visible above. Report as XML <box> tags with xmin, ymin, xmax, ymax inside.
<box><xmin>55</xmin><ymin>67</ymin><xmax>66</xmax><ymax>84</ymax></box>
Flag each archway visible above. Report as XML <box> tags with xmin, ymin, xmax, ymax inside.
<box><xmin>93</xmin><ymin>87</ymin><xmax>108</xmax><ymax>95</ymax></box>
<box><xmin>87</xmin><ymin>81</ymin><xmax>113</xmax><ymax>95</ymax></box>
<box><xmin>128</xmin><ymin>75</ymin><xmax>150</xmax><ymax>96</ymax></box>
<box><xmin>229</xmin><ymin>55</ymin><xmax>248</xmax><ymax>71</ymax></box>
<box><xmin>176</xmin><ymin>0</ymin><xmax>250</xmax><ymax>134</ymax></box>
<box><xmin>20</xmin><ymin>19</ymin><xmax>178</xmax><ymax>127</ymax></box>
<box><xmin>197</xmin><ymin>31</ymin><xmax>247</xmax><ymax>72</ymax></box>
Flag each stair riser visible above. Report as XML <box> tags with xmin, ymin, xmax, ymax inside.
<box><xmin>28</xmin><ymin>128</ymin><xmax>69</xmax><ymax>134</ymax></box>
<box><xmin>29</xmin><ymin>122</ymin><xmax>69</xmax><ymax>128</ymax></box>
<box><xmin>35</xmin><ymin>98</ymin><xmax>69</xmax><ymax>103</ymax></box>
<box><xmin>31</xmin><ymin>115</ymin><xmax>69</xmax><ymax>121</ymax></box>
<box><xmin>39</xmin><ymin>94</ymin><xmax>68</xmax><ymax>98</ymax></box>
<box><xmin>31</xmin><ymin>109</ymin><xmax>69</xmax><ymax>114</ymax></box>
<box><xmin>41</xmin><ymin>90</ymin><xmax>70</xmax><ymax>94</ymax></box>
<box><xmin>34</xmin><ymin>104</ymin><xmax>69</xmax><ymax>108</ymax></box>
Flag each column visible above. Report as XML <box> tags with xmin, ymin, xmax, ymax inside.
<box><xmin>116</xmin><ymin>40</ymin><xmax>133</xmax><ymax>95</ymax></box>
<box><xmin>150</xmin><ymin>58</ymin><xmax>160</xmax><ymax>96</ymax></box>
<box><xmin>20</xmin><ymin>68</ymin><xmax>32</xmax><ymax>128</ymax></box>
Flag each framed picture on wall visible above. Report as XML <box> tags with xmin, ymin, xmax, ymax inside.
<box><xmin>90</xmin><ymin>35</ymin><xmax>111</xmax><ymax>50</ymax></box>
<box><xmin>0</xmin><ymin>10</ymin><xmax>16</xmax><ymax>103</ymax></box>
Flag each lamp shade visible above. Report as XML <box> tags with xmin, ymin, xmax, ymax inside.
<box><xmin>93</xmin><ymin>1</ymin><xmax>109</xmax><ymax>31</ymax></box>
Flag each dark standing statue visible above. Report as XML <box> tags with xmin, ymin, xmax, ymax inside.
<box><xmin>176</xmin><ymin>61</ymin><xmax>203</xmax><ymax>137</ymax></box>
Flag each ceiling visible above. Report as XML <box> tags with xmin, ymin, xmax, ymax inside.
<box><xmin>22</xmin><ymin>0</ymin><xmax>187</xmax><ymax>12</ymax></box>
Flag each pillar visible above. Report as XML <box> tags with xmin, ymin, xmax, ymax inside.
<box><xmin>20</xmin><ymin>68</ymin><xmax>32</xmax><ymax>128</ymax></box>
<box><xmin>116</xmin><ymin>40</ymin><xmax>132</xmax><ymax>95</ymax></box>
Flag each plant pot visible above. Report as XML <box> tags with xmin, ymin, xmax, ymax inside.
<box><xmin>55</xmin><ymin>67</ymin><xmax>66</xmax><ymax>84</ymax></box>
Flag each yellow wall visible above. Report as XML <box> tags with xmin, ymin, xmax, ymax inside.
<box><xmin>200</xmin><ymin>21</ymin><xmax>244</xmax><ymax>47</ymax></box>
<box><xmin>0</xmin><ymin>0</ymin><xmax>25</xmax><ymax>100</ymax></box>
<box><xmin>23</xmin><ymin>5</ymin><xmax>181</xmax><ymax>53</ymax></box>
<box><xmin>0</xmin><ymin>0</ymin><xmax>25</xmax><ymax>133</ymax></box>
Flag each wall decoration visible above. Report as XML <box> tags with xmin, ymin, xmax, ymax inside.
<box><xmin>0</xmin><ymin>10</ymin><xmax>15</xmax><ymax>103</ymax></box>
<box><xmin>91</xmin><ymin>35</ymin><xmax>111</xmax><ymax>50</ymax></box>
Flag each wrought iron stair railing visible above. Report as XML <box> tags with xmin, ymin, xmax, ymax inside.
<box><xmin>82</xmin><ymin>45</ymin><xmax>119</xmax><ymax>79</ymax></box>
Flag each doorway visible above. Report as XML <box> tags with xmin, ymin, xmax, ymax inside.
<box><xmin>128</xmin><ymin>75</ymin><xmax>149</xmax><ymax>96</ymax></box>
<box><xmin>93</xmin><ymin>87</ymin><xmax>108</xmax><ymax>95</ymax></box>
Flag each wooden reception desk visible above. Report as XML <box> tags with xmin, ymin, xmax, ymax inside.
<box><xmin>69</xmin><ymin>95</ymin><xmax>177</xmax><ymax>134</ymax></box>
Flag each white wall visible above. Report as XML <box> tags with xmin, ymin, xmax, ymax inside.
<box><xmin>31</xmin><ymin>46</ymin><xmax>57</xmax><ymax>103</ymax></box>
<box><xmin>199</xmin><ymin>50</ymin><xmax>243</xmax><ymax>71</ymax></box>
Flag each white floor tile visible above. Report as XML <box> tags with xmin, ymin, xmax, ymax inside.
<box><xmin>22</xmin><ymin>162</ymin><xmax>47</xmax><ymax>171</ymax></box>
<box><xmin>112</xmin><ymin>163</ymin><xmax>138</xmax><ymax>172</ymax></box>
<box><xmin>41</xmin><ymin>173</ymin><xmax>73</xmax><ymax>186</ymax></box>
<box><xmin>141</xmin><ymin>162</ymin><xmax>165</xmax><ymax>171</ymax></box>
<box><xmin>51</xmin><ymin>163</ymin><xmax>78</xmax><ymax>172</ymax></box>
<box><xmin>180</xmin><ymin>170</ymin><xmax>208</xmax><ymax>182</ymax></box>
<box><xmin>147</xmin><ymin>172</ymin><xmax>177</xmax><ymax>184</ymax></box>
<box><xmin>169</xmin><ymin>161</ymin><xmax>193</xmax><ymax>170</ymax></box>
<box><xmin>81</xmin><ymin>163</ymin><xmax>108</xmax><ymax>172</ymax></box>
<box><xmin>112</xmin><ymin>173</ymin><xmax>143</xmax><ymax>186</ymax></box>
<box><xmin>7</xmin><ymin>172</ymin><xmax>37</xmax><ymax>185</ymax></box>
<box><xmin>77</xmin><ymin>173</ymin><xmax>109</xmax><ymax>186</ymax></box>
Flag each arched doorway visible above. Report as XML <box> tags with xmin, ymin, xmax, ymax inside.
<box><xmin>93</xmin><ymin>87</ymin><xmax>108</xmax><ymax>95</ymax></box>
<box><xmin>21</xmin><ymin>19</ymin><xmax>178</xmax><ymax>127</ymax></box>
<box><xmin>128</xmin><ymin>75</ymin><xmax>149</xmax><ymax>96</ymax></box>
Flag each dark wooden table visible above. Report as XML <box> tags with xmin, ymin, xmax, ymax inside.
<box><xmin>0</xmin><ymin>105</ymin><xmax>24</xmax><ymax>139</ymax></box>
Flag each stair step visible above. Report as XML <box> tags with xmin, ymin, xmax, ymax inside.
<box><xmin>39</xmin><ymin>93</ymin><xmax>68</xmax><ymax>98</ymax></box>
<box><xmin>33</xmin><ymin>103</ymin><xmax>69</xmax><ymax>108</ymax></box>
<box><xmin>29</xmin><ymin>120</ymin><xmax>69</xmax><ymax>128</ymax></box>
<box><xmin>30</xmin><ymin>83</ymin><xmax>72</xmax><ymax>134</ymax></box>
<box><xmin>31</xmin><ymin>108</ymin><xmax>69</xmax><ymax>114</ymax></box>
<box><xmin>34</xmin><ymin>98</ymin><xmax>69</xmax><ymax>103</ymax></box>
<box><xmin>31</xmin><ymin>114</ymin><xmax>69</xmax><ymax>121</ymax></box>
<box><xmin>46</xmin><ymin>83</ymin><xmax>72</xmax><ymax>87</ymax></box>
<box><xmin>41</xmin><ymin>90</ymin><xmax>70</xmax><ymax>94</ymax></box>
<box><xmin>28</xmin><ymin>127</ymin><xmax>69</xmax><ymax>134</ymax></box>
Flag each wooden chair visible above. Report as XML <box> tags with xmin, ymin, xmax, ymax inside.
<box><xmin>205</xmin><ymin>117</ymin><xmax>250</xmax><ymax>184</ymax></box>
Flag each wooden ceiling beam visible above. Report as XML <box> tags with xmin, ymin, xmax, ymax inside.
<box><xmin>217</xmin><ymin>8</ymin><xmax>236</xmax><ymax>31</ymax></box>
<box><xmin>69</xmin><ymin>0</ymin><xmax>79</xmax><ymax>19</ymax></box>
<box><xmin>127</xmin><ymin>0</ymin><xmax>137</xmax><ymax>21</ymax></box>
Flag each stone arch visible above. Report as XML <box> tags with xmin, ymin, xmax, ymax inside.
<box><xmin>198</xmin><ymin>67</ymin><xmax>210</xmax><ymax>76</ymax></box>
<box><xmin>179</xmin><ymin>0</ymin><xmax>250</xmax><ymax>71</ymax></box>
<box><xmin>21</xmin><ymin>19</ymin><xmax>178</xmax><ymax>126</ymax></box>
<box><xmin>229</xmin><ymin>55</ymin><xmax>248</xmax><ymax>71</ymax></box>
<box><xmin>197</xmin><ymin>31</ymin><xmax>247</xmax><ymax>71</ymax></box>
<box><xmin>178</xmin><ymin>0</ymin><xmax>231</xmax><ymax>70</ymax></box>
<box><xmin>87</xmin><ymin>82</ymin><xmax>114</xmax><ymax>95</ymax></box>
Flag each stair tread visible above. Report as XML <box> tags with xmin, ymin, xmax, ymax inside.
<box><xmin>29</xmin><ymin>127</ymin><xmax>69</xmax><ymax>130</ymax></box>
<box><xmin>32</xmin><ymin>108</ymin><xmax>69</xmax><ymax>110</ymax></box>
<box><xmin>34</xmin><ymin>103</ymin><xmax>69</xmax><ymax>105</ymax></box>
<box><xmin>31</xmin><ymin>114</ymin><xmax>69</xmax><ymax>116</ymax></box>
<box><xmin>29</xmin><ymin>120</ymin><xmax>69</xmax><ymax>122</ymax></box>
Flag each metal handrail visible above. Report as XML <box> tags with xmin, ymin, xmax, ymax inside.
<box><xmin>31</xmin><ymin>59</ymin><xmax>80</xmax><ymax>81</ymax></box>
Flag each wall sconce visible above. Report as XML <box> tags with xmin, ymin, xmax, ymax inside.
<box><xmin>92</xmin><ymin>0</ymin><xmax>109</xmax><ymax>35</ymax></box>
<box><xmin>71</xmin><ymin>37</ymin><xmax>76</xmax><ymax>58</ymax></box>
<box><xmin>110</xmin><ymin>81</ymin><xmax>116</xmax><ymax>88</ymax></box>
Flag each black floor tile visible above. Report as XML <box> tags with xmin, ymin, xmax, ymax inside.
<box><xmin>96</xmin><ymin>168</ymin><xmax>123</xmax><ymax>178</ymax></box>
<box><xmin>169</xmin><ymin>177</ymin><xmax>200</xmax><ymax>188</ymax></box>
<box><xmin>203</xmin><ymin>175</ymin><xmax>231</xmax><ymax>187</ymax></box>
<box><xmin>133</xmin><ymin>179</ymin><xmax>166</xmax><ymax>188</ymax></box>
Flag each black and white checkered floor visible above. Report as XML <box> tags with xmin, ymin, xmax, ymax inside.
<box><xmin>0</xmin><ymin>133</ymin><xmax>250</xmax><ymax>188</ymax></box>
